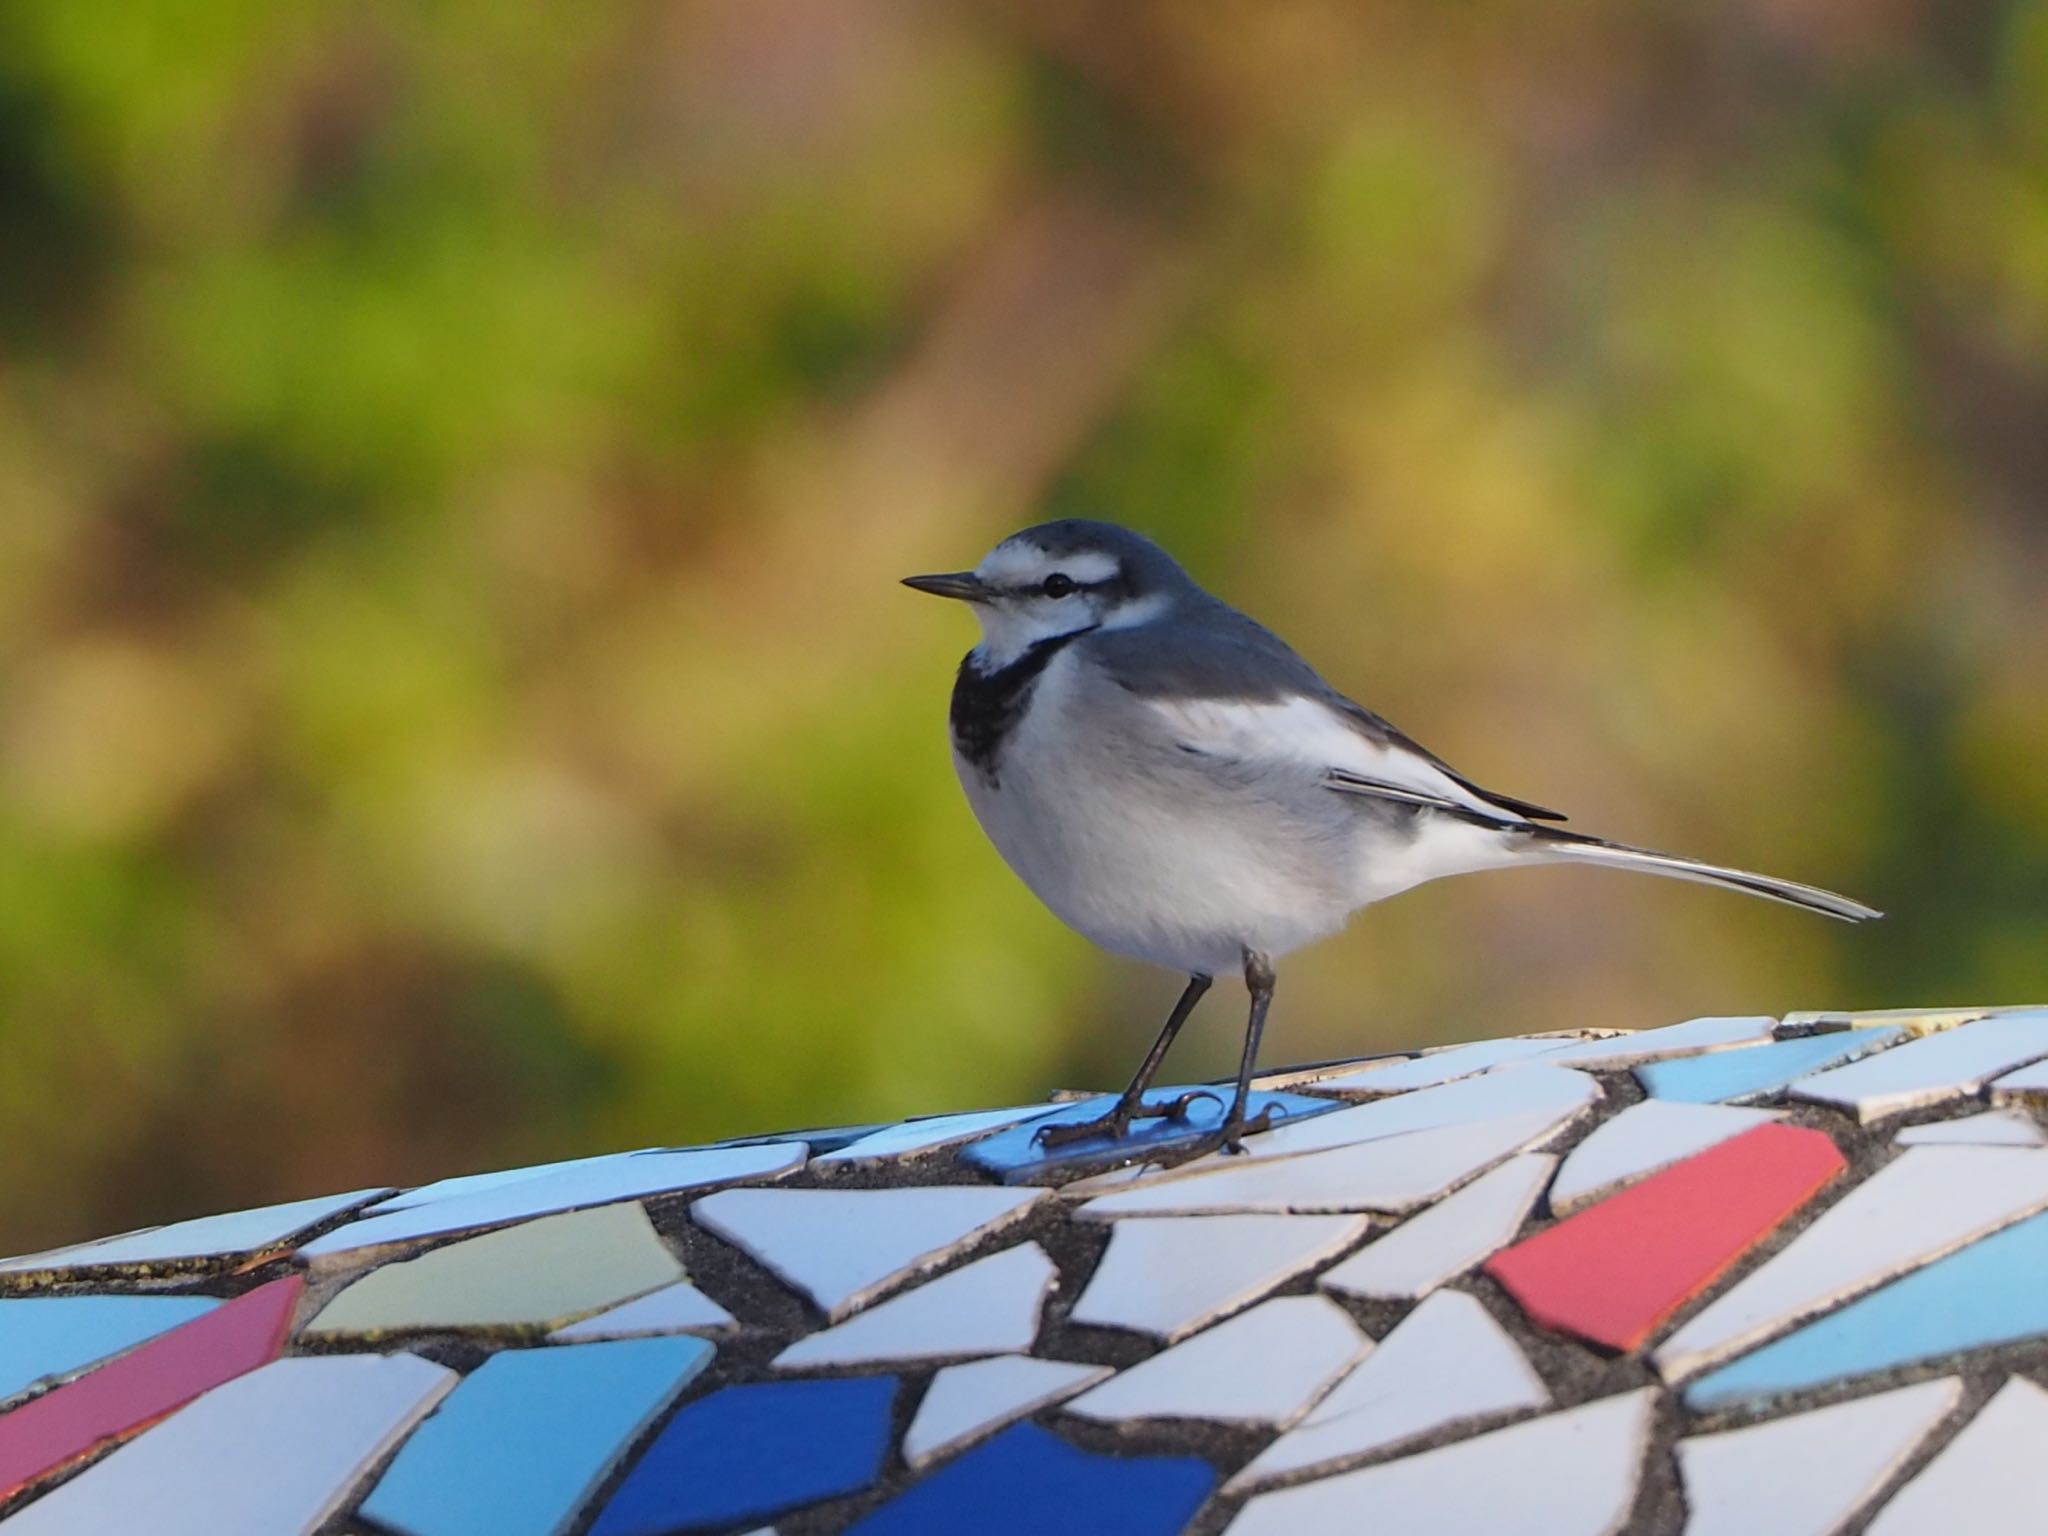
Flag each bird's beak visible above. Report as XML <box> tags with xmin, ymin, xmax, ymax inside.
<box><xmin>900</xmin><ymin>571</ymin><xmax>991</xmax><ymax>602</ymax></box>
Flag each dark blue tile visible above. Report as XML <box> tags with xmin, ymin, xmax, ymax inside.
<box><xmin>588</xmin><ymin>1375</ymin><xmax>898</xmax><ymax>1535</ymax></box>
<box><xmin>962</xmin><ymin>1090</ymin><xmax>1340</xmax><ymax>1183</ymax></box>
<box><xmin>846</xmin><ymin>1422</ymin><xmax>1215</xmax><ymax>1536</ymax></box>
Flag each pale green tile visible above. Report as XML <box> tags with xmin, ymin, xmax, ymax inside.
<box><xmin>307</xmin><ymin>1202</ymin><xmax>683</xmax><ymax>1335</ymax></box>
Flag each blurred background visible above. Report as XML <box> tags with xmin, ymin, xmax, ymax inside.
<box><xmin>3</xmin><ymin>0</ymin><xmax>2046</xmax><ymax>1251</ymax></box>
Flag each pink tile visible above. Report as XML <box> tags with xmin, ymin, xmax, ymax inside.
<box><xmin>0</xmin><ymin>1275</ymin><xmax>300</xmax><ymax>1499</ymax></box>
<box><xmin>1483</xmin><ymin>1124</ymin><xmax>1844</xmax><ymax>1353</ymax></box>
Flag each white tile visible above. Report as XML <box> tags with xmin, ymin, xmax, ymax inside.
<box><xmin>1225</xmin><ymin>1388</ymin><xmax>1654</xmax><ymax>1536</ymax></box>
<box><xmin>903</xmin><ymin>1356</ymin><xmax>1109</xmax><ymax>1468</ymax></box>
<box><xmin>814</xmin><ymin>1105</ymin><xmax>1062</xmax><ymax>1164</ymax></box>
<box><xmin>1320</xmin><ymin>1155</ymin><xmax>1554</xmax><ymax>1301</ymax></box>
<box><xmin>1866</xmin><ymin>1376</ymin><xmax>2048</xmax><ymax>1536</ymax></box>
<box><xmin>1077</xmin><ymin>1110</ymin><xmax>1571</xmax><ymax>1219</ymax></box>
<box><xmin>1991</xmin><ymin>1057</ymin><xmax>2048</xmax><ymax>1100</ymax></box>
<box><xmin>300</xmin><ymin>1144</ymin><xmax>805</xmax><ymax>1262</ymax></box>
<box><xmin>1075</xmin><ymin>1067</ymin><xmax>1599</xmax><ymax>1195</ymax></box>
<box><xmin>368</xmin><ymin>1152</ymin><xmax>643</xmax><ymax>1213</ymax></box>
<box><xmin>1792</xmin><ymin>1011</ymin><xmax>2048</xmax><ymax>1122</ymax></box>
<box><xmin>1230</xmin><ymin>1289</ymin><xmax>1549</xmax><ymax>1491</ymax></box>
<box><xmin>771</xmin><ymin>1243</ymin><xmax>1056</xmax><ymax>1368</ymax></box>
<box><xmin>1550</xmin><ymin>1101</ymin><xmax>1782</xmax><ymax>1212</ymax></box>
<box><xmin>1655</xmin><ymin>1147</ymin><xmax>2048</xmax><ymax>1381</ymax></box>
<box><xmin>691</xmin><ymin>1185</ymin><xmax>1045</xmax><ymax>1318</ymax></box>
<box><xmin>549</xmin><ymin>1279</ymin><xmax>736</xmax><ymax>1341</ymax></box>
<box><xmin>1895</xmin><ymin>1110</ymin><xmax>2046</xmax><ymax>1148</ymax></box>
<box><xmin>0</xmin><ymin>1354</ymin><xmax>456</xmax><ymax>1536</ymax></box>
<box><xmin>0</xmin><ymin>1188</ymin><xmax>390</xmax><ymax>1274</ymax></box>
<box><xmin>1536</xmin><ymin>1015</ymin><xmax>1777</xmax><ymax>1068</ymax></box>
<box><xmin>1677</xmin><ymin>1377</ymin><xmax>1962</xmax><ymax>1536</ymax></box>
<box><xmin>1064</xmin><ymin>1296</ymin><xmax>1368</xmax><ymax>1426</ymax></box>
<box><xmin>1069</xmin><ymin>1213</ymin><xmax>1369</xmax><ymax>1341</ymax></box>
<box><xmin>1311</xmin><ymin>1036</ymin><xmax>1590</xmax><ymax>1094</ymax></box>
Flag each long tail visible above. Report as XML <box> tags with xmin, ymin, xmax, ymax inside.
<box><xmin>1527</xmin><ymin>827</ymin><xmax>1882</xmax><ymax>923</ymax></box>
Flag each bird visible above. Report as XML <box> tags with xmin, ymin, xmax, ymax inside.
<box><xmin>903</xmin><ymin>519</ymin><xmax>1880</xmax><ymax>1153</ymax></box>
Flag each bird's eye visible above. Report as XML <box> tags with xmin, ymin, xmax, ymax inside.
<box><xmin>1041</xmin><ymin>573</ymin><xmax>1077</xmax><ymax>598</ymax></box>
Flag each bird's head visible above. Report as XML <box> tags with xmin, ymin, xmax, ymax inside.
<box><xmin>903</xmin><ymin>520</ymin><xmax>1194</xmax><ymax>666</ymax></box>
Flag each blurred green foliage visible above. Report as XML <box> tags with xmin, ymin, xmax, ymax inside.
<box><xmin>2</xmin><ymin>0</ymin><xmax>2045</xmax><ymax>1250</ymax></box>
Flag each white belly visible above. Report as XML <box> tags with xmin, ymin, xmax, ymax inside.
<box><xmin>954</xmin><ymin>654</ymin><xmax>1361</xmax><ymax>975</ymax></box>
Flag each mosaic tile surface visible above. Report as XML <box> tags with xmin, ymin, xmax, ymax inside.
<box><xmin>4</xmin><ymin>1005</ymin><xmax>2048</xmax><ymax>1533</ymax></box>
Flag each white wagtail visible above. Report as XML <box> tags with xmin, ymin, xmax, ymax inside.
<box><xmin>904</xmin><ymin>520</ymin><xmax>1880</xmax><ymax>1151</ymax></box>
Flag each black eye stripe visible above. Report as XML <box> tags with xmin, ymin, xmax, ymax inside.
<box><xmin>1000</xmin><ymin>576</ymin><xmax>1114</xmax><ymax>598</ymax></box>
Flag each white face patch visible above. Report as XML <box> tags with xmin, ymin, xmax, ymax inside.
<box><xmin>974</xmin><ymin>542</ymin><xmax>1121</xmax><ymax>592</ymax></box>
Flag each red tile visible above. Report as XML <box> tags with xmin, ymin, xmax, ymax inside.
<box><xmin>0</xmin><ymin>1273</ymin><xmax>301</xmax><ymax>1497</ymax></box>
<box><xmin>1483</xmin><ymin>1123</ymin><xmax>1844</xmax><ymax>1353</ymax></box>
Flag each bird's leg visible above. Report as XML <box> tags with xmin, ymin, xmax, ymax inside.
<box><xmin>1216</xmin><ymin>950</ymin><xmax>1280</xmax><ymax>1155</ymax></box>
<box><xmin>1035</xmin><ymin>974</ymin><xmax>1214</xmax><ymax>1147</ymax></box>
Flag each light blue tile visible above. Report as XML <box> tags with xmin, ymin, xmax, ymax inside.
<box><xmin>0</xmin><ymin>1294</ymin><xmax>219</xmax><ymax>1403</ymax></box>
<box><xmin>1686</xmin><ymin>1208</ymin><xmax>2048</xmax><ymax>1410</ymax></box>
<box><xmin>962</xmin><ymin>1089</ymin><xmax>1340</xmax><ymax>1182</ymax></box>
<box><xmin>0</xmin><ymin>1189</ymin><xmax>389</xmax><ymax>1272</ymax></box>
<box><xmin>302</xmin><ymin>1144</ymin><xmax>804</xmax><ymax>1259</ymax></box>
<box><xmin>1634</xmin><ymin>1029</ymin><xmax>1903</xmax><ymax>1105</ymax></box>
<box><xmin>358</xmin><ymin>1336</ymin><xmax>714</xmax><ymax>1536</ymax></box>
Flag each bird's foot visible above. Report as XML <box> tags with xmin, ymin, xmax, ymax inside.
<box><xmin>1215</xmin><ymin>1103</ymin><xmax>1283</xmax><ymax>1156</ymax></box>
<box><xmin>1033</xmin><ymin>1089</ymin><xmax>1220</xmax><ymax>1149</ymax></box>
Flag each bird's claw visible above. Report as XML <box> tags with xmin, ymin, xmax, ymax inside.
<box><xmin>1216</xmin><ymin>1103</ymin><xmax>1283</xmax><ymax>1156</ymax></box>
<box><xmin>1032</xmin><ymin>1088</ymin><xmax>1223</xmax><ymax>1149</ymax></box>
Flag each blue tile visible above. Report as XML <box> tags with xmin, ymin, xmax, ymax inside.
<box><xmin>1634</xmin><ymin>1029</ymin><xmax>1903</xmax><ymax>1104</ymax></box>
<box><xmin>358</xmin><ymin>1336</ymin><xmax>713</xmax><ymax>1536</ymax></box>
<box><xmin>0</xmin><ymin>1294</ymin><xmax>219</xmax><ymax>1403</ymax></box>
<box><xmin>845</xmin><ymin>1422</ymin><xmax>1215</xmax><ymax>1536</ymax></box>
<box><xmin>589</xmin><ymin>1376</ymin><xmax>899</xmax><ymax>1535</ymax></box>
<box><xmin>1686</xmin><ymin>1208</ymin><xmax>2048</xmax><ymax>1410</ymax></box>
<box><xmin>962</xmin><ymin>1090</ymin><xmax>1340</xmax><ymax>1182</ymax></box>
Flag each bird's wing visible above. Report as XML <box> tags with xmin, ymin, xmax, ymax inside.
<box><xmin>1084</xmin><ymin>615</ymin><xmax>1562</xmax><ymax>827</ymax></box>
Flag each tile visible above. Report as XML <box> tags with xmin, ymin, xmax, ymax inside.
<box><xmin>1225</xmin><ymin>1388</ymin><xmax>1655</xmax><ymax>1536</ymax></box>
<box><xmin>1635</xmin><ymin>1029</ymin><xmax>1903</xmax><ymax>1105</ymax></box>
<box><xmin>1229</xmin><ymin>1289</ymin><xmax>1549</xmax><ymax>1492</ymax></box>
<box><xmin>845</xmin><ymin>1422</ymin><xmax>1215</xmax><ymax>1536</ymax></box>
<box><xmin>0</xmin><ymin>1354</ymin><xmax>455</xmax><ymax>1536</ymax></box>
<box><xmin>1676</xmin><ymin>1378</ymin><xmax>1961</xmax><ymax>1536</ymax></box>
<box><xmin>1991</xmin><ymin>1057</ymin><xmax>2048</xmax><ymax>1100</ymax></box>
<box><xmin>1535</xmin><ymin>1015</ymin><xmax>1777</xmax><ymax>1068</ymax></box>
<box><xmin>1064</xmin><ymin>1296</ymin><xmax>1368</xmax><ymax>1425</ymax></box>
<box><xmin>1655</xmin><ymin>1146</ymin><xmax>2048</xmax><ymax>1381</ymax></box>
<box><xmin>0</xmin><ymin>1295</ymin><xmax>219</xmax><ymax>1405</ymax></box>
<box><xmin>1077</xmin><ymin>1109</ymin><xmax>1570</xmax><ymax>1218</ymax></box>
<box><xmin>772</xmin><ymin>1244</ymin><xmax>1057</xmax><ymax>1369</ymax></box>
<box><xmin>1865</xmin><ymin>1376</ymin><xmax>2048</xmax><ymax>1536</ymax></box>
<box><xmin>1550</xmin><ymin>1101</ymin><xmax>1782</xmax><ymax>1213</ymax></box>
<box><xmin>961</xmin><ymin>1089</ymin><xmax>1339</xmax><ymax>1182</ymax></box>
<box><xmin>1780</xmin><ymin>1006</ymin><xmax>1996</xmax><ymax>1038</ymax></box>
<box><xmin>1084</xmin><ymin>1066</ymin><xmax>1599</xmax><ymax>1192</ymax></box>
<box><xmin>359</xmin><ymin>1336</ymin><xmax>714</xmax><ymax>1536</ymax></box>
<box><xmin>1791</xmin><ymin>1011</ymin><xmax>2048</xmax><ymax>1121</ymax></box>
<box><xmin>903</xmin><ymin>1357</ymin><xmax>1109</xmax><ymax>1469</ymax></box>
<box><xmin>816</xmin><ymin>1105</ymin><xmax>1065</xmax><ymax>1165</ymax></box>
<box><xmin>1310</xmin><ymin>1036</ymin><xmax>1586</xmax><ymax>1094</ymax></box>
<box><xmin>1684</xmin><ymin>1209</ymin><xmax>2048</xmax><ymax>1409</ymax></box>
<box><xmin>0</xmin><ymin>1275</ymin><xmax>300</xmax><ymax>1499</ymax></box>
<box><xmin>549</xmin><ymin>1280</ymin><xmax>735</xmax><ymax>1342</ymax></box>
<box><xmin>1320</xmin><ymin>1155</ymin><xmax>1554</xmax><ymax>1301</ymax></box>
<box><xmin>370</xmin><ymin>1153</ymin><xmax>640</xmax><ymax>1213</ymax></box>
<box><xmin>1895</xmin><ymin>1109</ymin><xmax>2045</xmax><ymax>1147</ymax></box>
<box><xmin>308</xmin><ymin>1202</ymin><xmax>683</xmax><ymax>1336</ymax></box>
<box><xmin>589</xmin><ymin>1376</ymin><xmax>898</xmax><ymax>1535</ymax></box>
<box><xmin>1488</xmin><ymin>1123</ymin><xmax>1845</xmax><ymax>1353</ymax></box>
<box><xmin>691</xmin><ymin>1185</ymin><xmax>1045</xmax><ymax>1318</ymax></box>
<box><xmin>302</xmin><ymin>1144</ymin><xmax>804</xmax><ymax>1262</ymax></box>
<box><xmin>1068</xmin><ymin>1213</ymin><xmax>1369</xmax><ymax>1341</ymax></box>
<box><xmin>0</xmin><ymin>1189</ymin><xmax>387</xmax><ymax>1274</ymax></box>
